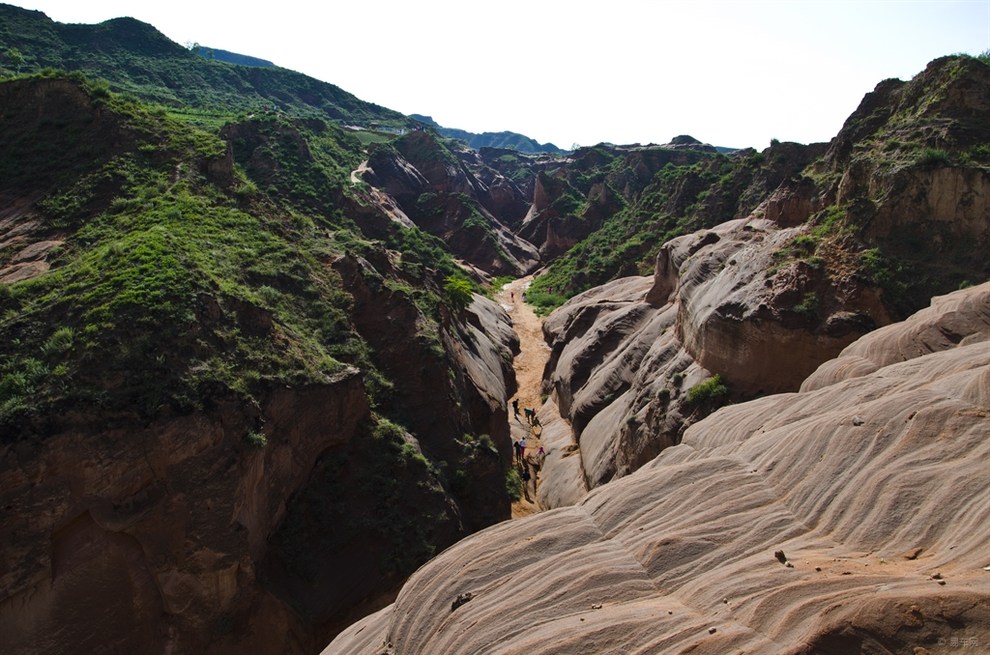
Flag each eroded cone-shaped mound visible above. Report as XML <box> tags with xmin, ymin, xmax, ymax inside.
<box><xmin>324</xmin><ymin>283</ymin><xmax>990</xmax><ymax>655</ymax></box>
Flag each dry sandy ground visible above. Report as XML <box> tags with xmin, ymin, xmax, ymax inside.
<box><xmin>496</xmin><ymin>277</ymin><xmax>551</xmax><ymax>518</ymax></box>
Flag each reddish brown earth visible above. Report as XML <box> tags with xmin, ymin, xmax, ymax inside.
<box><xmin>496</xmin><ymin>277</ymin><xmax>551</xmax><ymax>518</ymax></box>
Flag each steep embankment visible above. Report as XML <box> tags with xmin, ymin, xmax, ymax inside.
<box><xmin>323</xmin><ymin>282</ymin><xmax>990</xmax><ymax>655</ymax></box>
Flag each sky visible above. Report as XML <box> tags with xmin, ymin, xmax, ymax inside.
<box><xmin>7</xmin><ymin>0</ymin><xmax>990</xmax><ymax>149</ymax></box>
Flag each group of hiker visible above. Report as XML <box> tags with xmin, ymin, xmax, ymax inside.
<box><xmin>510</xmin><ymin>398</ymin><xmax>546</xmax><ymax>499</ymax></box>
<box><xmin>511</xmin><ymin>398</ymin><xmax>541</xmax><ymax>428</ymax></box>
<box><xmin>512</xmin><ymin>438</ymin><xmax>545</xmax><ymax>498</ymax></box>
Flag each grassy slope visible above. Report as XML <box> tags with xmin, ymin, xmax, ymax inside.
<box><xmin>0</xmin><ymin>73</ymin><xmax>463</xmax><ymax>437</ymax></box>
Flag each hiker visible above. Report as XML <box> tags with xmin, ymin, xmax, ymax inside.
<box><xmin>524</xmin><ymin>407</ymin><xmax>535</xmax><ymax>425</ymax></box>
<box><xmin>531</xmin><ymin>414</ymin><xmax>541</xmax><ymax>428</ymax></box>
<box><xmin>512</xmin><ymin>398</ymin><xmax>519</xmax><ymax>417</ymax></box>
<box><xmin>513</xmin><ymin>440</ymin><xmax>523</xmax><ymax>462</ymax></box>
<box><xmin>520</xmin><ymin>463</ymin><xmax>531</xmax><ymax>496</ymax></box>
<box><xmin>526</xmin><ymin>451</ymin><xmax>541</xmax><ymax>489</ymax></box>
<box><xmin>519</xmin><ymin>436</ymin><xmax>527</xmax><ymax>457</ymax></box>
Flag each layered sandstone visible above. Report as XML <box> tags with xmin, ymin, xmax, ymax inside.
<box><xmin>324</xmin><ymin>282</ymin><xmax>990</xmax><ymax>655</ymax></box>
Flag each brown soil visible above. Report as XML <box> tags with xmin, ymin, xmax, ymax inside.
<box><xmin>496</xmin><ymin>276</ymin><xmax>552</xmax><ymax>519</ymax></box>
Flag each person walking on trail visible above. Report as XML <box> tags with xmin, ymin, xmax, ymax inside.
<box><xmin>512</xmin><ymin>398</ymin><xmax>519</xmax><ymax>418</ymax></box>
<box><xmin>524</xmin><ymin>407</ymin><xmax>534</xmax><ymax>425</ymax></box>
<box><xmin>513</xmin><ymin>440</ymin><xmax>523</xmax><ymax>462</ymax></box>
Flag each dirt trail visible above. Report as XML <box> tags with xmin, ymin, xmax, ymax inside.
<box><xmin>496</xmin><ymin>277</ymin><xmax>552</xmax><ymax>518</ymax></box>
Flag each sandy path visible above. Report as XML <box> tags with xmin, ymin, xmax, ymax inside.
<box><xmin>496</xmin><ymin>277</ymin><xmax>552</xmax><ymax>518</ymax></box>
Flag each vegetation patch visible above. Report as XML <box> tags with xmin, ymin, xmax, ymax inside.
<box><xmin>685</xmin><ymin>374</ymin><xmax>729</xmax><ymax>407</ymax></box>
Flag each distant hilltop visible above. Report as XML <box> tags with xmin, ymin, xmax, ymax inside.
<box><xmin>410</xmin><ymin>114</ymin><xmax>568</xmax><ymax>155</ymax></box>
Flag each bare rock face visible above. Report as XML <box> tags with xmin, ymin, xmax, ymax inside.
<box><xmin>802</xmin><ymin>281</ymin><xmax>990</xmax><ymax>391</ymax></box>
<box><xmin>540</xmin><ymin>213</ymin><xmax>888</xmax><ymax>501</ymax></box>
<box><xmin>360</xmin><ymin>131</ymin><xmax>540</xmax><ymax>276</ymax></box>
<box><xmin>323</xmin><ymin>283</ymin><xmax>990</xmax><ymax>655</ymax></box>
<box><xmin>0</xmin><ymin>372</ymin><xmax>368</xmax><ymax>655</ymax></box>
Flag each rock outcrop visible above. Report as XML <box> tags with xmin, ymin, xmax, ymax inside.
<box><xmin>324</xmin><ymin>282</ymin><xmax>990</xmax><ymax>655</ymax></box>
<box><xmin>538</xmin><ymin>211</ymin><xmax>889</xmax><ymax>501</ymax></box>
<box><xmin>1</xmin><ymin>373</ymin><xmax>368</xmax><ymax>655</ymax></box>
<box><xmin>359</xmin><ymin>131</ymin><xmax>541</xmax><ymax>276</ymax></box>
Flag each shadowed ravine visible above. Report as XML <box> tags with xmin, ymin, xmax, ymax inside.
<box><xmin>496</xmin><ymin>277</ymin><xmax>552</xmax><ymax>518</ymax></box>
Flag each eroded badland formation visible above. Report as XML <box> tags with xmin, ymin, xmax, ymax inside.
<box><xmin>0</xmin><ymin>5</ymin><xmax>988</xmax><ymax>654</ymax></box>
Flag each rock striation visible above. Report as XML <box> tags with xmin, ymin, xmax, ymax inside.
<box><xmin>324</xmin><ymin>282</ymin><xmax>990</xmax><ymax>655</ymax></box>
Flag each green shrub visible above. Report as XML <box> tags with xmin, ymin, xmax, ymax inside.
<box><xmin>915</xmin><ymin>148</ymin><xmax>951</xmax><ymax>167</ymax></box>
<box><xmin>41</xmin><ymin>327</ymin><xmax>75</xmax><ymax>357</ymax></box>
<box><xmin>525</xmin><ymin>289</ymin><xmax>569</xmax><ymax>316</ymax></box>
<box><xmin>685</xmin><ymin>374</ymin><xmax>729</xmax><ymax>406</ymax></box>
<box><xmin>244</xmin><ymin>431</ymin><xmax>267</xmax><ymax>448</ymax></box>
<box><xmin>505</xmin><ymin>467</ymin><xmax>523</xmax><ymax>501</ymax></box>
<box><xmin>793</xmin><ymin>291</ymin><xmax>819</xmax><ymax>317</ymax></box>
<box><xmin>443</xmin><ymin>275</ymin><xmax>474</xmax><ymax>311</ymax></box>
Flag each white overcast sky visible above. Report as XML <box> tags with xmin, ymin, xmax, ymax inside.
<box><xmin>7</xmin><ymin>0</ymin><xmax>990</xmax><ymax>149</ymax></box>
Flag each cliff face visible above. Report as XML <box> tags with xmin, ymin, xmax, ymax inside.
<box><xmin>325</xmin><ymin>282</ymin><xmax>990</xmax><ymax>655</ymax></box>
<box><xmin>1</xmin><ymin>373</ymin><xmax>368</xmax><ymax>654</ymax></box>
<box><xmin>538</xmin><ymin>213</ymin><xmax>889</xmax><ymax>500</ymax></box>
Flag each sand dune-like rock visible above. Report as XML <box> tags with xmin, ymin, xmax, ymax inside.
<box><xmin>324</xmin><ymin>283</ymin><xmax>990</xmax><ymax>655</ymax></box>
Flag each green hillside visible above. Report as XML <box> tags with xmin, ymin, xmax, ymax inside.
<box><xmin>0</xmin><ymin>3</ymin><xmax>408</xmax><ymax>131</ymax></box>
<box><xmin>0</xmin><ymin>72</ymin><xmax>461</xmax><ymax>434</ymax></box>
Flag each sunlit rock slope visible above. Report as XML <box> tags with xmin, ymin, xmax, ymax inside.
<box><xmin>324</xmin><ymin>281</ymin><xmax>990</xmax><ymax>655</ymax></box>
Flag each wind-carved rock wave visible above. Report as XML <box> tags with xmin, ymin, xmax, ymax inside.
<box><xmin>324</xmin><ymin>281</ymin><xmax>990</xmax><ymax>655</ymax></box>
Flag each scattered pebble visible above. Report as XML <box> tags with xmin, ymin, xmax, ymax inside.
<box><xmin>591</xmin><ymin>603</ymin><xmax>603</xmax><ymax>610</ymax></box>
<box><xmin>931</xmin><ymin>572</ymin><xmax>943</xmax><ymax>580</ymax></box>
<box><xmin>815</xmin><ymin>566</ymin><xmax>822</xmax><ymax>572</ymax></box>
<box><xmin>708</xmin><ymin>627</ymin><xmax>717</xmax><ymax>635</ymax></box>
<box><xmin>785</xmin><ymin>562</ymin><xmax>794</xmax><ymax>568</ymax></box>
<box><xmin>936</xmin><ymin>579</ymin><xmax>946</xmax><ymax>586</ymax></box>
<box><xmin>722</xmin><ymin>598</ymin><xmax>729</xmax><ymax>604</ymax></box>
<box><xmin>668</xmin><ymin>610</ymin><xmax>673</xmax><ymax>615</ymax></box>
<box><xmin>852</xmin><ymin>416</ymin><xmax>865</xmax><ymax>426</ymax></box>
